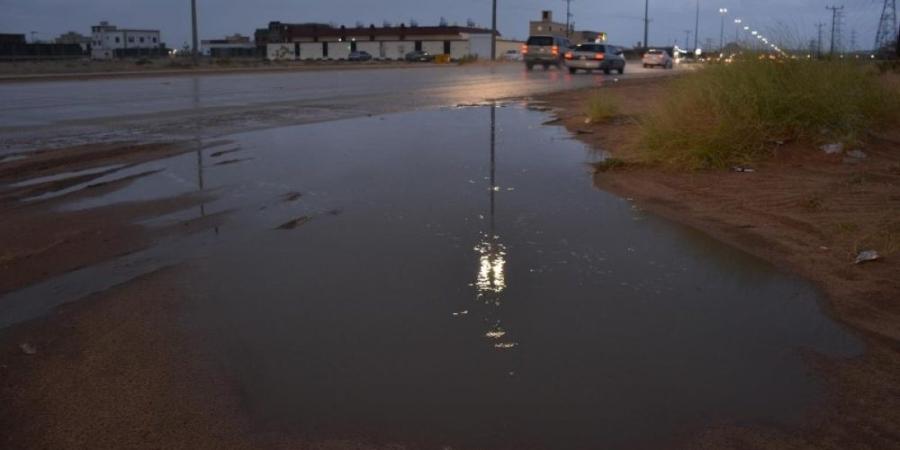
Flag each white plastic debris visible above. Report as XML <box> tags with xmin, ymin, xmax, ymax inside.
<box><xmin>846</xmin><ymin>149</ymin><xmax>867</xmax><ymax>159</ymax></box>
<box><xmin>20</xmin><ymin>343</ymin><xmax>37</xmax><ymax>355</ymax></box>
<box><xmin>821</xmin><ymin>143</ymin><xmax>844</xmax><ymax>155</ymax></box>
<box><xmin>854</xmin><ymin>250</ymin><xmax>881</xmax><ymax>265</ymax></box>
<box><xmin>731</xmin><ymin>166</ymin><xmax>756</xmax><ymax>173</ymax></box>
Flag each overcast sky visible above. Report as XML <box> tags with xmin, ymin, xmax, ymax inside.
<box><xmin>0</xmin><ymin>0</ymin><xmax>889</xmax><ymax>51</ymax></box>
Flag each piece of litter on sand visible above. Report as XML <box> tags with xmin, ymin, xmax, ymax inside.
<box><xmin>731</xmin><ymin>166</ymin><xmax>755</xmax><ymax>173</ymax></box>
<box><xmin>820</xmin><ymin>246</ymin><xmax>830</xmax><ymax>251</ymax></box>
<box><xmin>820</xmin><ymin>143</ymin><xmax>844</xmax><ymax>155</ymax></box>
<box><xmin>277</xmin><ymin>216</ymin><xmax>311</xmax><ymax>230</ymax></box>
<box><xmin>20</xmin><ymin>343</ymin><xmax>37</xmax><ymax>355</ymax></box>
<box><xmin>584</xmin><ymin>118</ymin><xmax>592</xmax><ymax>125</ymax></box>
<box><xmin>846</xmin><ymin>149</ymin><xmax>867</xmax><ymax>159</ymax></box>
<box><xmin>452</xmin><ymin>310</ymin><xmax>469</xmax><ymax>317</ymax></box>
<box><xmin>854</xmin><ymin>250</ymin><xmax>881</xmax><ymax>265</ymax></box>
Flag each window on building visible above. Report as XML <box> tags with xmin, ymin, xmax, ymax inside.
<box><xmin>139</xmin><ymin>37</ymin><xmax>145</xmax><ymax>43</ymax></box>
<box><xmin>115</xmin><ymin>37</ymin><xmax>120</xmax><ymax>43</ymax></box>
<box><xmin>128</xmin><ymin>37</ymin><xmax>134</xmax><ymax>43</ymax></box>
<box><xmin>152</xmin><ymin>37</ymin><xmax>157</xmax><ymax>43</ymax></box>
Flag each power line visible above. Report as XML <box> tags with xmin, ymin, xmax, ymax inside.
<box><xmin>827</xmin><ymin>5</ymin><xmax>844</xmax><ymax>55</ymax></box>
<box><xmin>816</xmin><ymin>22</ymin><xmax>826</xmax><ymax>57</ymax></box>
<box><xmin>875</xmin><ymin>0</ymin><xmax>897</xmax><ymax>50</ymax></box>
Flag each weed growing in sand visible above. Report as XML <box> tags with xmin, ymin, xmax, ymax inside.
<box><xmin>640</xmin><ymin>58</ymin><xmax>900</xmax><ymax>169</ymax></box>
<box><xmin>587</xmin><ymin>92</ymin><xmax>621</xmax><ymax>124</ymax></box>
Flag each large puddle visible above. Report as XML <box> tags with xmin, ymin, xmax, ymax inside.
<box><xmin>2</xmin><ymin>105</ymin><xmax>862</xmax><ymax>448</ymax></box>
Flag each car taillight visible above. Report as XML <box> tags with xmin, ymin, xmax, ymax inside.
<box><xmin>564</xmin><ymin>51</ymin><xmax>574</xmax><ymax>60</ymax></box>
<box><xmin>521</xmin><ymin>45</ymin><xmax>528</xmax><ymax>55</ymax></box>
<box><xmin>551</xmin><ymin>45</ymin><xmax>559</xmax><ymax>56</ymax></box>
<box><xmin>595</xmin><ymin>53</ymin><xmax>605</xmax><ymax>60</ymax></box>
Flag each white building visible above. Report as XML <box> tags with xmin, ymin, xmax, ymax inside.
<box><xmin>260</xmin><ymin>22</ymin><xmax>516</xmax><ymax>61</ymax></box>
<box><xmin>91</xmin><ymin>21</ymin><xmax>162</xmax><ymax>59</ymax></box>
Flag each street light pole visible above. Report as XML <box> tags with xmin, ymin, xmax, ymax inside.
<box><xmin>643</xmin><ymin>0</ymin><xmax>649</xmax><ymax>49</ymax></box>
<box><xmin>191</xmin><ymin>0</ymin><xmax>199</xmax><ymax>62</ymax></box>
<box><xmin>718</xmin><ymin>8</ymin><xmax>728</xmax><ymax>51</ymax></box>
<box><xmin>734</xmin><ymin>18</ymin><xmax>742</xmax><ymax>46</ymax></box>
<box><xmin>491</xmin><ymin>0</ymin><xmax>497</xmax><ymax>61</ymax></box>
<box><xmin>693</xmin><ymin>0</ymin><xmax>700</xmax><ymax>52</ymax></box>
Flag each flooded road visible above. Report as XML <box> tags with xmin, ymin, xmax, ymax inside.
<box><xmin>1</xmin><ymin>104</ymin><xmax>861</xmax><ymax>449</ymax></box>
<box><xmin>0</xmin><ymin>64</ymin><xmax>666</xmax><ymax>153</ymax></box>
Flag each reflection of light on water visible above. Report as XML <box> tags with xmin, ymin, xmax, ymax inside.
<box><xmin>475</xmin><ymin>237</ymin><xmax>507</xmax><ymax>299</ymax></box>
<box><xmin>485</xmin><ymin>328</ymin><xmax>507</xmax><ymax>339</ymax></box>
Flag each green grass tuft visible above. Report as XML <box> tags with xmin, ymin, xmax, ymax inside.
<box><xmin>586</xmin><ymin>92</ymin><xmax>621</xmax><ymax>124</ymax></box>
<box><xmin>639</xmin><ymin>58</ymin><xmax>900</xmax><ymax>169</ymax></box>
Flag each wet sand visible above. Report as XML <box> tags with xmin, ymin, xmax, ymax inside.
<box><xmin>0</xmin><ymin>78</ymin><xmax>896</xmax><ymax>448</ymax></box>
<box><xmin>538</xmin><ymin>78</ymin><xmax>900</xmax><ymax>448</ymax></box>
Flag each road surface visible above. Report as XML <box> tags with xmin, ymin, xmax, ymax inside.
<box><xmin>0</xmin><ymin>63</ymin><xmax>672</xmax><ymax>152</ymax></box>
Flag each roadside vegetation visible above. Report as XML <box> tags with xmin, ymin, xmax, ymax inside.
<box><xmin>640</xmin><ymin>57</ymin><xmax>900</xmax><ymax>169</ymax></box>
<box><xmin>586</xmin><ymin>91</ymin><xmax>621</xmax><ymax>124</ymax></box>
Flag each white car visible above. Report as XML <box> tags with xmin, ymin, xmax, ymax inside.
<box><xmin>502</xmin><ymin>49</ymin><xmax>523</xmax><ymax>62</ymax></box>
<box><xmin>642</xmin><ymin>49</ymin><xmax>673</xmax><ymax>69</ymax></box>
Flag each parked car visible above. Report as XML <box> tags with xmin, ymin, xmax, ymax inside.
<box><xmin>502</xmin><ymin>49</ymin><xmax>523</xmax><ymax>62</ymax></box>
<box><xmin>348</xmin><ymin>51</ymin><xmax>373</xmax><ymax>62</ymax></box>
<box><xmin>564</xmin><ymin>43</ymin><xmax>626</xmax><ymax>75</ymax></box>
<box><xmin>642</xmin><ymin>49</ymin><xmax>673</xmax><ymax>69</ymax></box>
<box><xmin>404</xmin><ymin>51</ymin><xmax>434</xmax><ymax>62</ymax></box>
<box><xmin>523</xmin><ymin>35</ymin><xmax>572</xmax><ymax>70</ymax></box>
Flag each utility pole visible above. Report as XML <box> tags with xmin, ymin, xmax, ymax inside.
<box><xmin>643</xmin><ymin>0</ymin><xmax>649</xmax><ymax>48</ymax></box>
<box><xmin>191</xmin><ymin>0</ymin><xmax>199</xmax><ymax>62</ymax></box>
<box><xmin>875</xmin><ymin>0</ymin><xmax>897</xmax><ymax>51</ymax></box>
<box><xmin>827</xmin><ymin>5</ymin><xmax>844</xmax><ymax>56</ymax></box>
<box><xmin>491</xmin><ymin>0</ymin><xmax>497</xmax><ymax>60</ymax></box>
<box><xmin>564</xmin><ymin>0</ymin><xmax>574</xmax><ymax>38</ymax></box>
<box><xmin>693</xmin><ymin>0</ymin><xmax>700</xmax><ymax>52</ymax></box>
<box><xmin>815</xmin><ymin>22</ymin><xmax>825</xmax><ymax>58</ymax></box>
<box><xmin>850</xmin><ymin>29</ymin><xmax>857</xmax><ymax>53</ymax></box>
<box><xmin>718</xmin><ymin>8</ymin><xmax>728</xmax><ymax>51</ymax></box>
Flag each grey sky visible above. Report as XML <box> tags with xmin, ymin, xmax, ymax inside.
<box><xmin>0</xmin><ymin>0</ymin><xmax>888</xmax><ymax>51</ymax></box>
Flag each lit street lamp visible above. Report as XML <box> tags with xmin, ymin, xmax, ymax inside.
<box><xmin>718</xmin><ymin>8</ymin><xmax>728</xmax><ymax>51</ymax></box>
<box><xmin>733</xmin><ymin>18</ymin><xmax>742</xmax><ymax>45</ymax></box>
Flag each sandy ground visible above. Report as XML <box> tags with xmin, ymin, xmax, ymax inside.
<box><xmin>537</xmin><ymin>77</ymin><xmax>900</xmax><ymax>449</ymax></box>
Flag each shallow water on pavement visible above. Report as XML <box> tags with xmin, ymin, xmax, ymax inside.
<box><xmin>2</xmin><ymin>104</ymin><xmax>862</xmax><ymax>449</ymax></box>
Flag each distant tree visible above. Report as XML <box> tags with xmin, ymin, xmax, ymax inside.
<box><xmin>466</xmin><ymin>18</ymin><xmax>476</xmax><ymax>27</ymax></box>
<box><xmin>439</xmin><ymin>17</ymin><xmax>448</xmax><ymax>27</ymax></box>
<box><xmin>355</xmin><ymin>21</ymin><xmax>364</xmax><ymax>28</ymax></box>
<box><xmin>383</xmin><ymin>20</ymin><xmax>392</xmax><ymax>28</ymax></box>
<box><xmin>410</xmin><ymin>19</ymin><xmax>418</xmax><ymax>27</ymax></box>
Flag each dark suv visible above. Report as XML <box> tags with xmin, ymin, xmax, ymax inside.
<box><xmin>523</xmin><ymin>35</ymin><xmax>572</xmax><ymax>70</ymax></box>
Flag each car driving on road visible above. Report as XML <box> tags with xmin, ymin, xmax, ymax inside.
<box><xmin>642</xmin><ymin>49</ymin><xmax>673</xmax><ymax>69</ymax></box>
<box><xmin>523</xmin><ymin>35</ymin><xmax>572</xmax><ymax>71</ymax></box>
<box><xmin>564</xmin><ymin>43</ymin><xmax>626</xmax><ymax>75</ymax></box>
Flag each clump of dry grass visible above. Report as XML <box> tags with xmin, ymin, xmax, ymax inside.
<box><xmin>640</xmin><ymin>58</ymin><xmax>900</xmax><ymax>169</ymax></box>
<box><xmin>586</xmin><ymin>91</ymin><xmax>621</xmax><ymax>124</ymax></box>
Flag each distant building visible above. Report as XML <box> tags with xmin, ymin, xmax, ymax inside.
<box><xmin>529</xmin><ymin>11</ymin><xmax>568</xmax><ymax>38</ymax></box>
<box><xmin>0</xmin><ymin>34</ymin><xmax>26</xmax><ymax>45</ymax></box>
<box><xmin>528</xmin><ymin>11</ymin><xmax>606</xmax><ymax>45</ymax></box>
<box><xmin>201</xmin><ymin>34</ymin><xmax>257</xmax><ymax>58</ymax></box>
<box><xmin>56</xmin><ymin>31</ymin><xmax>92</xmax><ymax>52</ymax></box>
<box><xmin>91</xmin><ymin>21</ymin><xmax>165</xmax><ymax>59</ymax></box>
<box><xmin>257</xmin><ymin>21</ymin><xmax>501</xmax><ymax>61</ymax></box>
<box><xmin>0</xmin><ymin>32</ymin><xmax>84</xmax><ymax>60</ymax></box>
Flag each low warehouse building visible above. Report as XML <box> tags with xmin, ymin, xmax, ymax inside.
<box><xmin>258</xmin><ymin>21</ymin><xmax>504</xmax><ymax>61</ymax></box>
